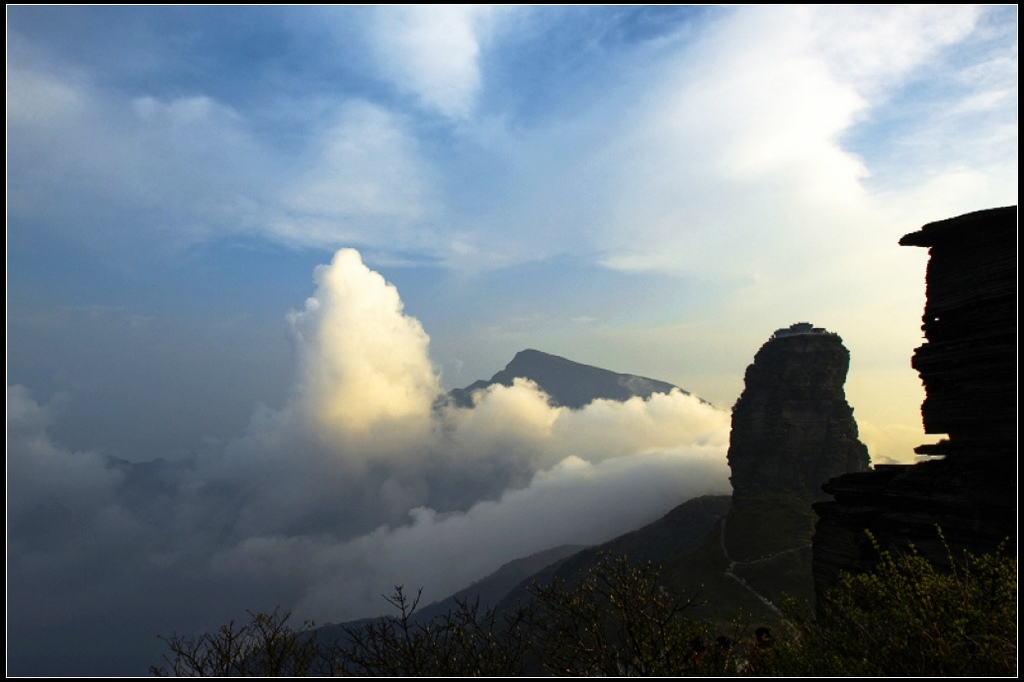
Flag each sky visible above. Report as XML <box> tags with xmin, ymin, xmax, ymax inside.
<box><xmin>6</xmin><ymin>5</ymin><xmax>1018</xmax><ymax>675</ymax></box>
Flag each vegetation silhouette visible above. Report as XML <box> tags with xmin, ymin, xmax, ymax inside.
<box><xmin>151</xmin><ymin>609</ymin><xmax>331</xmax><ymax>677</ymax></box>
<box><xmin>153</xmin><ymin>538</ymin><xmax>1016</xmax><ymax>676</ymax></box>
<box><xmin>764</xmin><ymin>532</ymin><xmax>1017</xmax><ymax>676</ymax></box>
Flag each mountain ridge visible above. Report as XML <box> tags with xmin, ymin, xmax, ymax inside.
<box><xmin>448</xmin><ymin>348</ymin><xmax>697</xmax><ymax>409</ymax></box>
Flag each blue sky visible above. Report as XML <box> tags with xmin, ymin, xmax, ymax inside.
<box><xmin>8</xmin><ymin>6</ymin><xmax>1018</xmax><ymax>461</ymax></box>
<box><xmin>6</xmin><ymin>6</ymin><xmax>1018</xmax><ymax>675</ymax></box>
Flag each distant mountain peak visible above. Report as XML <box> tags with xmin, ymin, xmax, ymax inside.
<box><xmin>447</xmin><ymin>349</ymin><xmax>694</xmax><ymax>409</ymax></box>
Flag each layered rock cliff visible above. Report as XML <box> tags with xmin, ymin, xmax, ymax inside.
<box><xmin>813</xmin><ymin>206</ymin><xmax>1017</xmax><ymax>605</ymax></box>
<box><xmin>728</xmin><ymin>323</ymin><xmax>870</xmax><ymax>506</ymax></box>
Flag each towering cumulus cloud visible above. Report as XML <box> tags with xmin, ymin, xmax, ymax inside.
<box><xmin>289</xmin><ymin>248</ymin><xmax>440</xmax><ymax>443</ymax></box>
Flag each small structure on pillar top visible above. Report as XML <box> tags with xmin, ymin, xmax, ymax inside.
<box><xmin>769</xmin><ymin>322</ymin><xmax>838</xmax><ymax>340</ymax></box>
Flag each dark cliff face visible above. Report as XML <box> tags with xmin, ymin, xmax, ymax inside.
<box><xmin>448</xmin><ymin>349</ymin><xmax>686</xmax><ymax>409</ymax></box>
<box><xmin>812</xmin><ymin>206</ymin><xmax>1017</xmax><ymax>611</ymax></box>
<box><xmin>727</xmin><ymin>325</ymin><xmax>870</xmax><ymax>505</ymax></box>
<box><xmin>901</xmin><ymin>206</ymin><xmax>1018</xmax><ymax>450</ymax></box>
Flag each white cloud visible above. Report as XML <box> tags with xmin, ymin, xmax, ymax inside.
<box><xmin>215</xmin><ymin>439</ymin><xmax>730</xmax><ymax>624</ymax></box>
<box><xmin>5</xmin><ymin>66</ymin><xmax>83</xmax><ymax>123</ymax></box>
<box><xmin>6</xmin><ymin>68</ymin><xmax>269</xmax><ymax>248</ymax></box>
<box><xmin>6</xmin><ymin>385</ymin><xmax>123</xmax><ymax>520</ymax></box>
<box><xmin>591</xmin><ymin>7</ymin><xmax>978</xmax><ymax>275</ymax></box>
<box><xmin>288</xmin><ymin>247</ymin><xmax>441</xmax><ymax>443</ymax></box>
<box><xmin>274</xmin><ymin>102</ymin><xmax>439</xmax><ymax>250</ymax></box>
<box><xmin>799</xmin><ymin>5</ymin><xmax>980</xmax><ymax>91</ymax></box>
<box><xmin>369</xmin><ymin>6</ymin><xmax>500</xmax><ymax>119</ymax></box>
<box><xmin>7</xmin><ymin>67</ymin><xmax>440</xmax><ymax>256</ymax></box>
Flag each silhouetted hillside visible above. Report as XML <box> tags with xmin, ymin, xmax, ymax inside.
<box><xmin>494</xmin><ymin>495</ymin><xmax>731</xmax><ymax>613</ymax></box>
<box><xmin>414</xmin><ymin>544</ymin><xmax>585</xmax><ymax>622</ymax></box>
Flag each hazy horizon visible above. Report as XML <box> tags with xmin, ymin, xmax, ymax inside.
<box><xmin>7</xmin><ymin>6</ymin><xmax>1017</xmax><ymax>675</ymax></box>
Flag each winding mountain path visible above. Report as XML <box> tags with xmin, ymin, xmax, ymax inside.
<box><xmin>716</xmin><ymin>517</ymin><xmax>809</xmax><ymax>620</ymax></box>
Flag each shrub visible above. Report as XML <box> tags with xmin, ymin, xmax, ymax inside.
<box><xmin>337</xmin><ymin>586</ymin><xmax>533</xmax><ymax>676</ymax></box>
<box><xmin>766</xmin><ymin>534</ymin><xmax>1017</xmax><ymax>676</ymax></box>
<box><xmin>530</xmin><ymin>552</ymin><xmax>710</xmax><ymax>676</ymax></box>
<box><xmin>150</xmin><ymin>608</ymin><xmax>335</xmax><ymax>677</ymax></box>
